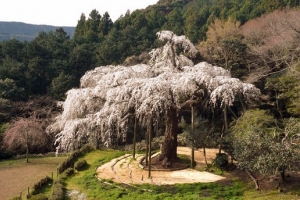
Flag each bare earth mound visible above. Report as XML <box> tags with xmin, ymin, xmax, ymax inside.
<box><xmin>96</xmin><ymin>147</ymin><xmax>225</xmax><ymax>185</ymax></box>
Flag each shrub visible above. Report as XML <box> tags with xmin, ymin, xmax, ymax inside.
<box><xmin>63</xmin><ymin>167</ymin><xmax>75</xmax><ymax>178</ymax></box>
<box><xmin>212</xmin><ymin>153</ymin><xmax>228</xmax><ymax>168</ymax></box>
<box><xmin>31</xmin><ymin>176</ymin><xmax>52</xmax><ymax>195</ymax></box>
<box><xmin>50</xmin><ymin>178</ymin><xmax>64</xmax><ymax>200</ymax></box>
<box><xmin>29</xmin><ymin>193</ymin><xmax>48</xmax><ymax>200</ymax></box>
<box><xmin>80</xmin><ymin>144</ymin><xmax>95</xmax><ymax>154</ymax></box>
<box><xmin>57</xmin><ymin>150</ymin><xmax>81</xmax><ymax>173</ymax></box>
<box><xmin>74</xmin><ymin>159</ymin><xmax>87</xmax><ymax>171</ymax></box>
<box><xmin>57</xmin><ymin>145</ymin><xmax>95</xmax><ymax>174</ymax></box>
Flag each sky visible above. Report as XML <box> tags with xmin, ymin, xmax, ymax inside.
<box><xmin>0</xmin><ymin>0</ymin><xmax>159</xmax><ymax>27</ymax></box>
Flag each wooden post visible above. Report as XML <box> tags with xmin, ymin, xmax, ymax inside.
<box><xmin>133</xmin><ymin>116</ymin><xmax>137</xmax><ymax>160</ymax></box>
<box><xmin>145</xmin><ymin>129</ymin><xmax>149</xmax><ymax>166</ymax></box>
<box><xmin>191</xmin><ymin>105</ymin><xmax>195</xmax><ymax>168</ymax></box>
<box><xmin>148</xmin><ymin>116</ymin><xmax>153</xmax><ymax>179</ymax></box>
<box><xmin>219</xmin><ymin>103</ymin><xmax>227</xmax><ymax>154</ymax></box>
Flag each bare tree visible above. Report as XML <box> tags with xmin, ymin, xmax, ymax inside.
<box><xmin>241</xmin><ymin>8</ymin><xmax>300</xmax><ymax>83</ymax></box>
<box><xmin>3</xmin><ymin>117</ymin><xmax>49</xmax><ymax>162</ymax></box>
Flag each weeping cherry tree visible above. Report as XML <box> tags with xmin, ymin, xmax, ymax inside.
<box><xmin>47</xmin><ymin>30</ymin><xmax>260</xmax><ymax>168</ymax></box>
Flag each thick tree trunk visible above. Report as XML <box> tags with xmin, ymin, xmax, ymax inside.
<box><xmin>159</xmin><ymin>107</ymin><xmax>178</xmax><ymax>168</ymax></box>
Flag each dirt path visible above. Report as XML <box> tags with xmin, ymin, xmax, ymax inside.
<box><xmin>96</xmin><ymin>147</ymin><xmax>225</xmax><ymax>185</ymax></box>
<box><xmin>0</xmin><ymin>156</ymin><xmax>65</xmax><ymax>200</ymax></box>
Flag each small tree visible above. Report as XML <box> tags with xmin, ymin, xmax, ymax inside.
<box><xmin>232</xmin><ymin>110</ymin><xmax>300</xmax><ymax>189</ymax></box>
<box><xmin>180</xmin><ymin>116</ymin><xmax>215</xmax><ymax>168</ymax></box>
<box><xmin>199</xmin><ymin>18</ymin><xmax>247</xmax><ymax>76</ymax></box>
<box><xmin>0</xmin><ymin>98</ymin><xmax>13</xmax><ymax>122</ymax></box>
<box><xmin>241</xmin><ymin>8</ymin><xmax>300</xmax><ymax>83</ymax></box>
<box><xmin>3</xmin><ymin>117</ymin><xmax>50</xmax><ymax>162</ymax></box>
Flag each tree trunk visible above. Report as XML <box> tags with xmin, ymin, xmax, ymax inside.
<box><xmin>26</xmin><ymin>132</ymin><xmax>29</xmax><ymax>163</ymax></box>
<box><xmin>280</xmin><ymin>169</ymin><xmax>286</xmax><ymax>182</ymax></box>
<box><xmin>246</xmin><ymin>170</ymin><xmax>261</xmax><ymax>191</ymax></box>
<box><xmin>203</xmin><ymin>146</ymin><xmax>208</xmax><ymax>168</ymax></box>
<box><xmin>159</xmin><ymin>106</ymin><xmax>178</xmax><ymax>168</ymax></box>
<box><xmin>26</xmin><ymin>144</ymin><xmax>29</xmax><ymax>163</ymax></box>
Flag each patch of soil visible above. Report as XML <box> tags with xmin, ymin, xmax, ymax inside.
<box><xmin>140</xmin><ymin>154</ymin><xmax>189</xmax><ymax>171</ymax></box>
<box><xmin>96</xmin><ymin>147</ymin><xmax>225</xmax><ymax>185</ymax></box>
<box><xmin>0</xmin><ymin>157</ymin><xmax>65</xmax><ymax>200</ymax></box>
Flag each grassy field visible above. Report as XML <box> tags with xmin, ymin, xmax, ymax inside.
<box><xmin>0</xmin><ymin>155</ymin><xmax>66</xmax><ymax>200</ymax></box>
<box><xmin>63</xmin><ymin>150</ymin><xmax>300</xmax><ymax>200</ymax></box>
<box><xmin>2</xmin><ymin>150</ymin><xmax>300</xmax><ymax>200</ymax></box>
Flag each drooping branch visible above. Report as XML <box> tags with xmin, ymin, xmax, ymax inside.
<box><xmin>47</xmin><ymin>31</ymin><xmax>260</xmax><ymax>158</ymax></box>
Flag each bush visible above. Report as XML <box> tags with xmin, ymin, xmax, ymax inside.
<box><xmin>57</xmin><ymin>150</ymin><xmax>81</xmax><ymax>173</ymax></box>
<box><xmin>50</xmin><ymin>178</ymin><xmax>64</xmax><ymax>200</ymax></box>
<box><xmin>31</xmin><ymin>176</ymin><xmax>52</xmax><ymax>195</ymax></box>
<box><xmin>212</xmin><ymin>153</ymin><xmax>228</xmax><ymax>168</ymax></box>
<box><xmin>29</xmin><ymin>193</ymin><xmax>48</xmax><ymax>200</ymax></box>
<box><xmin>63</xmin><ymin>167</ymin><xmax>74</xmax><ymax>177</ymax></box>
<box><xmin>80</xmin><ymin>144</ymin><xmax>95</xmax><ymax>154</ymax></box>
<box><xmin>74</xmin><ymin>159</ymin><xmax>87</xmax><ymax>171</ymax></box>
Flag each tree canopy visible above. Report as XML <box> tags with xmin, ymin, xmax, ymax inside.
<box><xmin>47</xmin><ymin>31</ymin><xmax>259</xmax><ymax>167</ymax></box>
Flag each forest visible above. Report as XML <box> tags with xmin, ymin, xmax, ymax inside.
<box><xmin>1</xmin><ymin>0</ymin><xmax>300</xmax><ymax>189</ymax></box>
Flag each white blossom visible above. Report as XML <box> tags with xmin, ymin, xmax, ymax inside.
<box><xmin>47</xmin><ymin>31</ymin><xmax>260</xmax><ymax>152</ymax></box>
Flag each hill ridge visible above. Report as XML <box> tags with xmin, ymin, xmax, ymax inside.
<box><xmin>0</xmin><ymin>21</ymin><xmax>75</xmax><ymax>41</ymax></box>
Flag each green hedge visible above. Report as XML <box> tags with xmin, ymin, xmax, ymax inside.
<box><xmin>31</xmin><ymin>176</ymin><xmax>52</xmax><ymax>195</ymax></box>
<box><xmin>57</xmin><ymin>144</ymin><xmax>94</xmax><ymax>173</ymax></box>
<box><xmin>49</xmin><ymin>178</ymin><xmax>64</xmax><ymax>200</ymax></box>
<box><xmin>212</xmin><ymin>153</ymin><xmax>228</xmax><ymax>168</ymax></box>
<box><xmin>74</xmin><ymin>159</ymin><xmax>87</xmax><ymax>171</ymax></box>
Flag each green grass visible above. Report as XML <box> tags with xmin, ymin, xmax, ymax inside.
<box><xmin>199</xmin><ymin>164</ymin><xmax>224</xmax><ymax>176</ymax></box>
<box><xmin>0</xmin><ymin>155</ymin><xmax>64</xmax><ymax>168</ymax></box>
<box><xmin>5</xmin><ymin>149</ymin><xmax>297</xmax><ymax>200</ymax></box>
<box><xmin>64</xmin><ymin>150</ymin><xmax>245</xmax><ymax>200</ymax></box>
<box><xmin>234</xmin><ymin>176</ymin><xmax>300</xmax><ymax>200</ymax></box>
<box><xmin>66</xmin><ymin>149</ymin><xmax>126</xmax><ymax>190</ymax></box>
<box><xmin>243</xmin><ymin>187</ymin><xmax>300</xmax><ymax>200</ymax></box>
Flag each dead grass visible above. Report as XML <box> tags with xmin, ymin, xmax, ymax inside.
<box><xmin>0</xmin><ymin>156</ymin><xmax>66</xmax><ymax>200</ymax></box>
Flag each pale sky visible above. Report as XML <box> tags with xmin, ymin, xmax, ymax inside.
<box><xmin>0</xmin><ymin>0</ymin><xmax>159</xmax><ymax>27</ymax></box>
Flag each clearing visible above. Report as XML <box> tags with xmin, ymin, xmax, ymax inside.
<box><xmin>96</xmin><ymin>147</ymin><xmax>225</xmax><ymax>185</ymax></box>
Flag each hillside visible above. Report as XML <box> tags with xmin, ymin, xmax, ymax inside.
<box><xmin>0</xmin><ymin>21</ymin><xmax>75</xmax><ymax>41</ymax></box>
